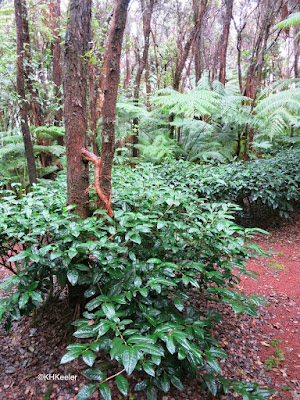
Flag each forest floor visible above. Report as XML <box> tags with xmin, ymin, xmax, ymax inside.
<box><xmin>0</xmin><ymin>213</ymin><xmax>299</xmax><ymax>400</ymax></box>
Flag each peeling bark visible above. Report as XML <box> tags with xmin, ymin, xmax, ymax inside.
<box><xmin>82</xmin><ymin>0</ymin><xmax>130</xmax><ymax>217</ymax></box>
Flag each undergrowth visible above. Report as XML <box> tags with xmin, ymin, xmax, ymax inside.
<box><xmin>0</xmin><ymin>165</ymin><xmax>277</xmax><ymax>400</ymax></box>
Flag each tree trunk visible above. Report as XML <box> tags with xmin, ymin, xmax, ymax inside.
<box><xmin>89</xmin><ymin>63</ymin><xmax>100</xmax><ymax>157</ymax></box>
<box><xmin>219</xmin><ymin>0</ymin><xmax>234</xmax><ymax>85</ymax></box>
<box><xmin>293</xmin><ymin>26</ymin><xmax>299</xmax><ymax>78</ymax></box>
<box><xmin>145</xmin><ymin>58</ymin><xmax>151</xmax><ymax>108</ymax></box>
<box><xmin>63</xmin><ymin>0</ymin><xmax>91</xmax><ymax>219</ymax></box>
<box><xmin>99</xmin><ymin>0</ymin><xmax>130</xmax><ymax>211</ymax></box>
<box><xmin>81</xmin><ymin>0</ymin><xmax>130</xmax><ymax>217</ymax></box>
<box><xmin>242</xmin><ymin>0</ymin><xmax>282</xmax><ymax>159</ymax></box>
<box><xmin>132</xmin><ymin>0</ymin><xmax>155</xmax><ymax>158</ymax></box>
<box><xmin>232</xmin><ymin>18</ymin><xmax>246</xmax><ymax>93</ymax></box>
<box><xmin>15</xmin><ymin>0</ymin><xmax>47</xmax><ymax>168</ymax></box>
<box><xmin>14</xmin><ymin>0</ymin><xmax>37</xmax><ymax>186</ymax></box>
<box><xmin>173</xmin><ymin>0</ymin><xmax>207</xmax><ymax>91</ymax></box>
<box><xmin>51</xmin><ymin>0</ymin><xmax>63</xmax><ymax>137</ymax></box>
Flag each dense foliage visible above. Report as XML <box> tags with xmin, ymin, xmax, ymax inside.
<box><xmin>0</xmin><ymin>1</ymin><xmax>299</xmax><ymax>399</ymax></box>
<box><xmin>0</xmin><ymin>166</ymin><xmax>275</xmax><ymax>400</ymax></box>
<box><xmin>158</xmin><ymin>148</ymin><xmax>300</xmax><ymax>220</ymax></box>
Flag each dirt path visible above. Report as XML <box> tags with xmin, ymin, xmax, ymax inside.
<box><xmin>240</xmin><ymin>213</ymin><xmax>300</xmax><ymax>400</ymax></box>
<box><xmin>0</xmin><ymin>214</ymin><xmax>299</xmax><ymax>400</ymax></box>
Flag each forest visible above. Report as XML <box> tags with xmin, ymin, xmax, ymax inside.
<box><xmin>0</xmin><ymin>0</ymin><xmax>299</xmax><ymax>399</ymax></box>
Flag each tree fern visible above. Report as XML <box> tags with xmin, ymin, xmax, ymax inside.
<box><xmin>255</xmin><ymin>84</ymin><xmax>300</xmax><ymax>139</ymax></box>
<box><xmin>137</xmin><ymin>133</ymin><xmax>183</xmax><ymax>164</ymax></box>
<box><xmin>33</xmin><ymin>126</ymin><xmax>65</xmax><ymax>139</ymax></box>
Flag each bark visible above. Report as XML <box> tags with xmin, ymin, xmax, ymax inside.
<box><xmin>100</xmin><ymin>0</ymin><xmax>130</xmax><ymax>212</ymax></box>
<box><xmin>51</xmin><ymin>0</ymin><xmax>63</xmax><ymax>135</ymax></box>
<box><xmin>18</xmin><ymin>12</ymin><xmax>44</xmax><ymax>128</ymax></box>
<box><xmin>242</xmin><ymin>1</ymin><xmax>283</xmax><ymax>159</ymax></box>
<box><xmin>89</xmin><ymin>63</ymin><xmax>100</xmax><ymax>156</ymax></box>
<box><xmin>192</xmin><ymin>0</ymin><xmax>205</xmax><ymax>84</ymax></box>
<box><xmin>82</xmin><ymin>0</ymin><xmax>130</xmax><ymax>217</ymax></box>
<box><xmin>15</xmin><ymin>0</ymin><xmax>47</xmax><ymax>168</ymax></box>
<box><xmin>219</xmin><ymin>0</ymin><xmax>234</xmax><ymax>85</ymax></box>
<box><xmin>151</xmin><ymin>30</ymin><xmax>160</xmax><ymax>89</ymax></box>
<box><xmin>170</xmin><ymin>0</ymin><xmax>207</xmax><ymax>137</ymax></box>
<box><xmin>173</xmin><ymin>1</ymin><xmax>207</xmax><ymax>91</ymax></box>
<box><xmin>145</xmin><ymin>58</ymin><xmax>151</xmax><ymax>108</ymax></box>
<box><xmin>124</xmin><ymin>45</ymin><xmax>131</xmax><ymax>89</ymax></box>
<box><xmin>232</xmin><ymin>18</ymin><xmax>246</xmax><ymax>93</ymax></box>
<box><xmin>88</xmin><ymin>13</ymin><xmax>113</xmax><ymax>157</ymax></box>
<box><xmin>63</xmin><ymin>0</ymin><xmax>91</xmax><ymax>219</ymax></box>
<box><xmin>132</xmin><ymin>0</ymin><xmax>155</xmax><ymax>158</ymax></box>
<box><xmin>293</xmin><ymin>27</ymin><xmax>299</xmax><ymax>78</ymax></box>
<box><xmin>14</xmin><ymin>0</ymin><xmax>37</xmax><ymax>186</ymax></box>
<box><xmin>243</xmin><ymin>1</ymin><xmax>282</xmax><ymax>100</ymax></box>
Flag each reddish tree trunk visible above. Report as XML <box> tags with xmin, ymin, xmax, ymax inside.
<box><xmin>219</xmin><ymin>0</ymin><xmax>234</xmax><ymax>85</ymax></box>
<box><xmin>99</xmin><ymin>0</ymin><xmax>130</xmax><ymax>211</ymax></box>
<box><xmin>14</xmin><ymin>0</ymin><xmax>37</xmax><ymax>186</ymax></box>
<box><xmin>63</xmin><ymin>0</ymin><xmax>91</xmax><ymax>219</ymax></box>
<box><xmin>82</xmin><ymin>0</ymin><xmax>130</xmax><ymax>217</ymax></box>
<box><xmin>89</xmin><ymin>62</ymin><xmax>100</xmax><ymax>156</ymax></box>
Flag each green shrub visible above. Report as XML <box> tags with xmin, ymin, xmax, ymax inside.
<box><xmin>0</xmin><ymin>169</ymin><xmax>273</xmax><ymax>400</ymax></box>
<box><xmin>157</xmin><ymin>148</ymin><xmax>300</xmax><ymax>219</ymax></box>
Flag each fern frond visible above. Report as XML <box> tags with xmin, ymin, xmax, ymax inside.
<box><xmin>33</xmin><ymin>126</ymin><xmax>65</xmax><ymax>139</ymax></box>
<box><xmin>33</xmin><ymin>145</ymin><xmax>65</xmax><ymax>157</ymax></box>
<box><xmin>275</xmin><ymin>12</ymin><xmax>300</xmax><ymax>30</ymax></box>
<box><xmin>0</xmin><ymin>143</ymin><xmax>25</xmax><ymax>158</ymax></box>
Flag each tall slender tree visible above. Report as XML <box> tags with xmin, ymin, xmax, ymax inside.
<box><xmin>132</xmin><ymin>0</ymin><xmax>155</xmax><ymax>158</ymax></box>
<box><xmin>219</xmin><ymin>0</ymin><xmax>234</xmax><ymax>85</ymax></box>
<box><xmin>51</xmin><ymin>0</ymin><xmax>63</xmax><ymax>131</ymax></box>
<box><xmin>14</xmin><ymin>0</ymin><xmax>37</xmax><ymax>186</ymax></box>
<box><xmin>173</xmin><ymin>0</ymin><xmax>208</xmax><ymax>91</ymax></box>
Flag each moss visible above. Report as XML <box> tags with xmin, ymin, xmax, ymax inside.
<box><xmin>267</xmin><ymin>259</ymin><xmax>285</xmax><ymax>271</ymax></box>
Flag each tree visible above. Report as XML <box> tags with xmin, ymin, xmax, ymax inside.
<box><xmin>82</xmin><ymin>0</ymin><xmax>130</xmax><ymax>216</ymax></box>
<box><xmin>14</xmin><ymin>0</ymin><xmax>37</xmax><ymax>186</ymax></box>
<box><xmin>51</xmin><ymin>0</ymin><xmax>63</xmax><ymax>132</ymax></box>
<box><xmin>173</xmin><ymin>0</ymin><xmax>208</xmax><ymax>91</ymax></box>
<box><xmin>63</xmin><ymin>0</ymin><xmax>92</xmax><ymax>219</ymax></box>
<box><xmin>132</xmin><ymin>0</ymin><xmax>155</xmax><ymax>158</ymax></box>
<box><xmin>219</xmin><ymin>0</ymin><xmax>234</xmax><ymax>85</ymax></box>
